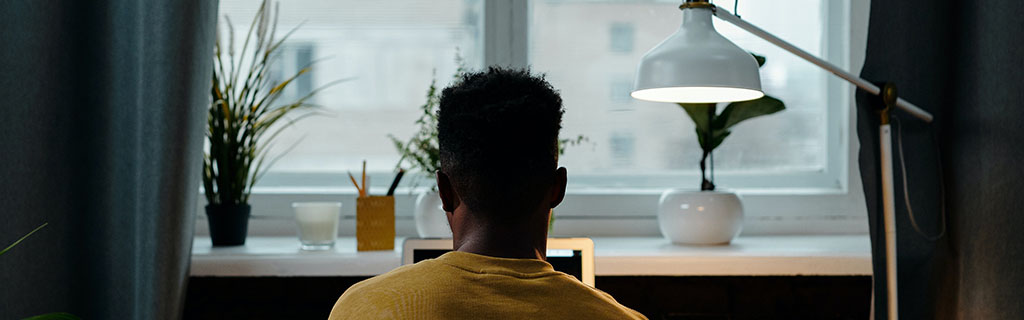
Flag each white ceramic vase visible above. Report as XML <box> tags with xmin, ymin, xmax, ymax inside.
<box><xmin>657</xmin><ymin>189</ymin><xmax>744</xmax><ymax>245</ymax></box>
<box><xmin>414</xmin><ymin>190</ymin><xmax>453</xmax><ymax>238</ymax></box>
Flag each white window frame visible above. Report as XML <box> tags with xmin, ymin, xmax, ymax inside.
<box><xmin>195</xmin><ymin>0</ymin><xmax>870</xmax><ymax>237</ymax></box>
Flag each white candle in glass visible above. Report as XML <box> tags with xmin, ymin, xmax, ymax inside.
<box><xmin>292</xmin><ymin>202</ymin><xmax>342</xmax><ymax>250</ymax></box>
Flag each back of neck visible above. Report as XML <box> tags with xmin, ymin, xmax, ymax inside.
<box><xmin>453</xmin><ymin>217</ymin><xmax>548</xmax><ymax>260</ymax></box>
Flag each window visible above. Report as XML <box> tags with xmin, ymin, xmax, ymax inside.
<box><xmin>531</xmin><ymin>0</ymin><xmax>847</xmax><ymax>190</ymax></box>
<box><xmin>608</xmin><ymin>78</ymin><xmax>635</xmax><ymax>107</ymax></box>
<box><xmin>608</xmin><ymin>22</ymin><xmax>635</xmax><ymax>53</ymax></box>
<box><xmin>208</xmin><ymin>0</ymin><xmax>868</xmax><ymax>236</ymax></box>
<box><xmin>218</xmin><ymin>0</ymin><xmax>484</xmax><ymax>185</ymax></box>
<box><xmin>268</xmin><ymin>43</ymin><xmax>316</xmax><ymax>104</ymax></box>
<box><xmin>609</xmin><ymin>132</ymin><xmax>636</xmax><ymax>167</ymax></box>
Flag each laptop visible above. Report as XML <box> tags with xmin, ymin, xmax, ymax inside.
<box><xmin>401</xmin><ymin>238</ymin><xmax>595</xmax><ymax>287</ymax></box>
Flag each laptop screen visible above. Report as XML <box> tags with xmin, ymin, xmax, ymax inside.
<box><xmin>411</xmin><ymin>249</ymin><xmax>585</xmax><ymax>283</ymax></box>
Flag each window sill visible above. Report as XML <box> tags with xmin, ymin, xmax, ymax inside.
<box><xmin>190</xmin><ymin>235</ymin><xmax>871</xmax><ymax>277</ymax></box>
<box><xmin>197</xmin><ymin>187</ymin><xmax>869</xmax><ymax>237</ymax></box>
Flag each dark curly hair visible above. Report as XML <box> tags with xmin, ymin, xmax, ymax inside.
<box><xmin>438</xmin><ymin>67</ymin><xmax>564</xmax><ymax>220</ymax></box>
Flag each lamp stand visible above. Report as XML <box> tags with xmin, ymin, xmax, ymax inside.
<box><xmin>878</xmin><ymin>83</ymin><xmax>899</xmax><ymax>320</ymax></box>
<box><xmin>704</xmin><ymin>5</ymin><xmax>934</xmax><ymax>320</ymax></box>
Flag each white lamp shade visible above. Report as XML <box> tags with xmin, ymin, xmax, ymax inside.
<box><xmin>631</xmin><ymin>7</ymin><xmax>764</xmax><ymax>103</ymax></box>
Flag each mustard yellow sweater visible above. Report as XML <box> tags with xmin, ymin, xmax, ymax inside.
<box><xmin>329</xmin><ymin>251</ymin><xmax>647</xmax><ymax>319</ymax></box>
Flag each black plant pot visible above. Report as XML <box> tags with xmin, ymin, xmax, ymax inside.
<box><xmin>206</xmin><ymin>203</ymin><xmax>251</xmax><ymax>246</ymax></box>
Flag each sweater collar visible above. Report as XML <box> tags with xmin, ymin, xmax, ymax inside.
<box><xmin>437</xmin><ymin>251</ymin><xmax>557</xmax><ymax>276</ymax></box>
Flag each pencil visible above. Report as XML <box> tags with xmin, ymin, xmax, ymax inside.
<box><xmin>347</xmin><ymin>171</ymin><xmax>362</xmax><ymax>197</ymax></box>
<box><xmin>361</xmin><ymin>160</ymin><xmax>367</xmax><ymax>197</ymax></box>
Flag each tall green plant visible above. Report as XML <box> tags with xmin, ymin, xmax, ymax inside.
<box><xmin>204</xmin><ymin>0</ymin><xmax>339</xmax><ymax>205</ymax></box>
<box><xmin>678</xmin><ymin>53</ymin><xmax>785</xmax><ymax>191</ymax></box>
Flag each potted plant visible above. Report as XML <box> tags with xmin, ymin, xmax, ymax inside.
<box><xmin>658</xmin><ymin>53</ymin><xmax>785</xmax><ymax>245</ymax></box>
<box><xmin>204</xmin><ymin>1</ymin><xmax>332</xmax><ymax>246</ymax></box>
<box><xmin>389</xmin><ymin>55</ymin><xmax>463</xmax><ymax>238</ymax></box>
<box><xmin>391</xmin><ymin>57</ymin><xmax>584</xmax><ymax>237</ymax></box>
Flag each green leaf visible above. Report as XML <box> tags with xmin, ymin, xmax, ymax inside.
<box><xmin>752</xmin><ymin>53</ymin><xmax>766</xmax><ymax>68</ymax></box>
<box><xmin>206</xmin><ymin>2</ymin><xmax>340</xmax><ymax>204</ymax></box>
<box><xmin>391</xmin><ymin>53</ymin><xmax>462</xmax><ymax>176</ymax></box>
<box><xmin>21</xmin><ymin>312</ymin><xmax>81</xmax><ymax>320</ymax></box>
<box><xmin>710</xmin><ymin>130</ymin><xmax>731</xmax><ymax>150</ymax></box>
<box><xmin>1</xmin><ymin>223</ymin><xmax>47</xmax><ymax>257</ymax></box>
<box><xmin>557</xmin><ymin>135</ymin><xmax>588</xmax><ymax>156</ymax></box>
<box><xmin>716</xmin><ymin>95</ymin><xmax>785</xmax><ymax>130</ymax></box>
<box><xmin>678</xmin><ymin>103</ymin><xmax>716</xmax><ymax>135</ymax></box>
<box><xmin>695</xmin><ymin>128</ymin><xmax>732</xmax><ymax>151</ymax></box>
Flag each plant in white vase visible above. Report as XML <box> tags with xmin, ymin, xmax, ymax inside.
<box><xmin>659</xmin><ymin>53</ymin><xmax>785</xmax><ymax>245</ymax></box>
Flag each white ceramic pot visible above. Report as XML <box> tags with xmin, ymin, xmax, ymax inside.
<box><xmin>414</xmin><ymin>190</ymin><xmax>453</xmax><ymax>238</ymax></box>
<box><xmin>657</xmin><ymin>189</ymin><xmax>743</xmax><ymax>245</ymax></box>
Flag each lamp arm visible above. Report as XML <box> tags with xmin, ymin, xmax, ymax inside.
<box><xmin>712</xmin><ymin>6</ymin><xmax>934</xmax><ymax>123</ymax></box>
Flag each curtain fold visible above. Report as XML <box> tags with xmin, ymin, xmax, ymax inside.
<box><xmin>858</xmin><ymin>0</ymin><xmax>1024</xmax><ymax>318</ymax></box>
<box><xmin>857</xmin><ymin>1</ymin><xmax>957</xmax><ymax>319</ymax></box>
<box><xmin>0</xmin><ymin>1</ymin><xmax>217</xmax><ymax>319</ymax></box>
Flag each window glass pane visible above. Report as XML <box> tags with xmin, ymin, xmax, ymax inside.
<box><xmin>218</xmin><ymin>0</ymin><xmax>484</xmax><ymax>179</ymax></box>
<box><xmin>531</xmin><ymin>0</ymin><xmax>832</xmax><ymax>188</ymax></box>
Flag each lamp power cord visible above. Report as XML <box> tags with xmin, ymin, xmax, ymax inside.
<box><xmin>893</xmin><ymin>114</ymin><xmax>947</xmax><ymax>241</ymax></box>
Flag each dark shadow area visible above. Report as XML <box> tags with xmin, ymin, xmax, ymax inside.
<box><xmin>185</xmin><ymin>275</ymin><xmax>870</xmax><ymax>320</ymax></box>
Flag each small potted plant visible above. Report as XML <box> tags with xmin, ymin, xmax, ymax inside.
<box><xmin>658</xmin><ymin>54</ymin><xmax>785</xmax><ymax>245</ymax></box>
<box><xmin>391</xmin><ymin>57</ymin><xmax>584</xmax><ymax>237</ymax></box>
<box><xmin>204</xmin><ymin>1</ymin><xmax>334</xmax><ymax>246</ymax></box>
<box><xmin>389</xmin><ymin>54</ymin><xmax>464</xmax><ymax>238</ymax></box>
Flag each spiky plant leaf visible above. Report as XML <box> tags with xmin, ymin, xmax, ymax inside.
<box><xmin>0</xmin><ymin>223</ymin><xmax>46</xmax><ymax>257</ymax></box>
<box><xmin>204</xmin><ymin>0</ymin><xmax>345</xmax><ymax>206</ymax></box>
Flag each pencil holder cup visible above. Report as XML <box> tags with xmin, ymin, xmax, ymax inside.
<box><xmin>356</xmin><ymin>196</ymin><xmax>395</xmax><ymax>251</ymax></box>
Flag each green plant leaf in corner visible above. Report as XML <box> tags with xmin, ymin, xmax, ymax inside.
<box><xmin>21</xmin><ymin>312</ymin><xmax>81</xmax><ymax>320</ymax></box>
<box><xmin>715</xmin><ymin>95</ymin><xmax>785</xmax><ymax>130</ymax></box>
<box><xmin>0</xmin><ymin>223</ymin><xmax>47</xmax><ymax>257</ymax></box>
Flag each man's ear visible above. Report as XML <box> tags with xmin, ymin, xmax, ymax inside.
<box><xmin>436</xmin><ymin>170</ymin><xmax>459</xmax><ymax>212</ymax></box>
<box><xmin>550</xmin><ymin>167</ymin><xmax>568</xmax><ymax>208</ymax></box>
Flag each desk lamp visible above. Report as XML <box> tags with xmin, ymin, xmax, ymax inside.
<box><xmin>631</xmin><ymin>1</ymin><xmax>934</xmax><ymax>319</ymax></box>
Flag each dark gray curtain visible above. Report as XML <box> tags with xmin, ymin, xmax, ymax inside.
<box><xmin>858</xmin><ymin>0</ymin><xmax>1024</xmax><ymax>318</ymax></box>
<box><xmin>0</xmin><ymin>1</ymin><xmax>217</xmax><ymax>319</ymax></box>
